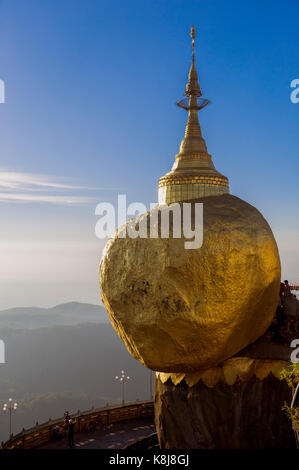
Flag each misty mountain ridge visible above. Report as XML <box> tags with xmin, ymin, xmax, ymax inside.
<box><xmin>0</xmin><ymin>302</ymin><xmax>109</xmax><ymax>329</ymax></box>
<box><xmin>0</xmin><ymin>322</ymin><xmax>150</xmax><ymax>443</ymax></box>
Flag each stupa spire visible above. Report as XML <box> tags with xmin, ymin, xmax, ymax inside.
<box><xmin>185</xmin><ymin>25</ymin><xmax>202</xmax><ymax>98</ymax></box>
<box><xmin>177</xmin><ymin>26</ymin><xmax>209</xmax><ymax>156</ymax></box>
<box><xmin>158</xmin><ymin>26</ymin><xmax>229</xmax><ymax>204</ymax></box>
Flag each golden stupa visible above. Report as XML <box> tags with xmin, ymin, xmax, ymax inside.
<box><xmin>158</xmin><ymin>26</ymin><xmax>229</xmax><ymax>204</ymax></box>
<box><xmin>100</xmin><ymin>27</ymin><xmax>281</xmax><ymax>374</ymax></box>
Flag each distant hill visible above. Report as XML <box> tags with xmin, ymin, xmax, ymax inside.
<box><xmin>0</xmin><ymin>323</ymin><xmax>149</xmax><ymax>443</ymax></box>
<box><xmin>0</xmin><ymin>302</ymin><xmax>109</xmax><ymax>329</ymax></box>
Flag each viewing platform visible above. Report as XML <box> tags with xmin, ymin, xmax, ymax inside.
<box><xmin>1</xmin><ymin>400</ymin><xmax>155</xmax><ymax>450</ymax></box>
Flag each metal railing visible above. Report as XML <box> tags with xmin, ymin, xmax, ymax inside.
<box><xmin>1</xmin><ymin>400</ymin><xmax>154</xmax><ymax>450</ymax></box>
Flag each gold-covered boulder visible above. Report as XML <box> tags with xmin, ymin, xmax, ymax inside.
<box><xmin>99</xmin><ymin>194</ymin><xmax>281</xmax><ymax>373</ymax></box>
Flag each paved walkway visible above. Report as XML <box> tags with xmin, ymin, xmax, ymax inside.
<box><xmin>39</xmin><ymin>417</ymin><xmax>155</xmax><ymax>449</ymax></box>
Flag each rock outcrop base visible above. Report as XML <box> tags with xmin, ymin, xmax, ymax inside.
<box><xmin>155</xmin><ymin>370</ymin><xmax>295</xmax><ymax>449</ymax></box>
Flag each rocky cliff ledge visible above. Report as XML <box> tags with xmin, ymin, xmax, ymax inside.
<box><xmin>155</xmin><ymin>321</ymin><xmax>298</xmax><ymax>449</ymax></box>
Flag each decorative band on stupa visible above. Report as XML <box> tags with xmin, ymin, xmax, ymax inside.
<box><xmin>158</xmin><ymin>26</ymin><xmax>229</xmax><ymax>204</ymax></box>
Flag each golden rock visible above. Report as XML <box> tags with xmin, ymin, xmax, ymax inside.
<box><xmin>100</xmin><ymin>194</ymin><xmax>281</xmax><ymax>373</ymax></box>
<box><xmin>99</xmin><ymin>28</ymin><xmax>281</xmax><ymax>374</ymax></box>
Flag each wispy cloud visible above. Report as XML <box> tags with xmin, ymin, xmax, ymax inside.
<box><xmin>0</xmin><ymin>171</ymin><xmax>115</xmax><ymax>205</ymax></box>
<box><xmin>0</xmin><ymin>171</ymin><xmax>104</xmax><ymax>191</ymax></box>
<box><xmin>0</xmin><ymin>193</ymin><xmax>96</xmax><ymax>205</ymax></box>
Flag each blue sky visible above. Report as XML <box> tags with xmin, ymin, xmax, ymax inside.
<box><xmin>0</xmin><ymin>0</ymin><xmax>298</xmax><ymax>308</ymax></box>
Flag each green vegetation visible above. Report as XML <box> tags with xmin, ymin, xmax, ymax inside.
<box><xmin>279</xmin><ymin>362</ymin><xmax>299</xmax><ymax>388</ymax></box>
<box><xmin>279</xmin><ymin>362</ymin><xmax>299</xmax><ymax>425</ymax></box>
<box><xmin>282</xmin><ymin>402</ymin><xmax>299</xmax><ymax>422</ymax></box>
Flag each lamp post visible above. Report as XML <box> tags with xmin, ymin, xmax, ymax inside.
<box><xmin>3</xmin><ymin>398</ymin><xmax>18</xmax><ymax>438</ymax></box>
<box><xmin>115</xmin><ymin>370</ymin><xmax>130</xmax><ymax>405</ymax></box>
